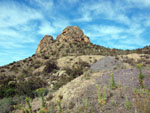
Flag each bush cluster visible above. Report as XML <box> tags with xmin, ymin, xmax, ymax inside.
<box><xmin>65</xmin><ymin>60</ymin><xmax>90</xmax><ymax>79</ymax></box>
<box><xmin>43</xmin><ymin>60</ymin><xmax>58</xmax><ymax>73</ymax></box>
<box><xmin>16</xmin><ymin>77</ymin><xmax>47</xmax><ymax>98</ymax></box>
<box><xmin>0</xmin><ymin>75</ymin><xmax>47</xmax><ymax>98</ymax></box>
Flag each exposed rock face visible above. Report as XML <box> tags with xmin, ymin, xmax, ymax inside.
<box><xmin>36</xmin><ymin>26</ymin><xmax>91</xmax><ymax>54</ymax></box>
<box><xmin>36</xmin><ymin>35</ymin><xmax>54</xmax><ymax>53</ymax></box>
<box><xmin>56</xmin><ymin>26</ymin><xmax>90</xmax><ymax>43</ymax></box>
<box><xmin>82</xmin><ymin>35</ymin><xmax>90</xmax><ymax>43</ymax></box>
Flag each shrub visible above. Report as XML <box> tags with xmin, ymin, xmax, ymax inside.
<box><xmin>24</xmin><ymin>97</ymin><xmax>33</xmax><ymax>113</ymax></box>
<box><xmin>125</xmin><ymin>96</ymin><xmax>131</xmax><ymax>110</ymax></box>
<box><xmin>43</xmin><ymin>55</ymin><xmax>49</xmax><ymax>59</ymax></box>
<box><xmin>43</xmin><ymin>60</ymin><xmax>58</xmax><ymax>73</ymax></box>
<box><xmin>65</xmin><ymin>60</ymin><xmax>90</xmax><ymax>78</ymax></box>
<box><xmin>134</xmin><ymin>89</ymin><xmax>150</xmax><ymax>113</ymax></box>
<box><xmin>0</xmin><ymin>98</ymin><xmax>14</xmax><ymax>113</ymax></box>
<box><xmin>0</xmin><ymin>76</ymin><xmax>47</xmax><ymax>98</ymax></box>
<box><xmin>65</xmin><ymin>67</ymin><xmax>83</xmax><ymax>79</ymax></box>
<box><xmin>96</xmin><ymin>85</ymin><xmax>107</xmax><ymax>105</ymax></box>
<box><xmin>57</xmin><ymin>96</ymin><xmax>63</xmax><ymax>113</ymax></box>
<box><xmin>35</xmin><ymin>88</ymin><xmax>48</xmax><ymax>108</ymax></box>
<box><xmin>16</xmin><ymin>77</ymin><xmax>47</xmax><ymax>98</ymax></box>
<box><xmin>137</xmin><ymin>64</ymin><xmax>145</xmax><ymax>88</ymax></box>
<box><xmin>0</xmin><ymin>96</ymin><xmax>24</xmax><ymax>113</ymax></box>
<box><xmin>0</xmin><ymin>76</ymin><xmax>16</xmax><ymax>98</ymax></box>
<box><xmin>109</xmin><ymin>73</ymin><xmax>116</xmax><ymax>89</ymax></box>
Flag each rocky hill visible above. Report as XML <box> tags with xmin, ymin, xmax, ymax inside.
<box><xmin>0</xmin><ymin>26</ymin><xmax>150</xmax><ymax>113</ymax></box>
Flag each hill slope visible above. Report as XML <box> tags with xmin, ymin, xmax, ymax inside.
<box><xmin>0</xmin><ymin>26</ymin><xmax>150</xmax><ymax>113</ymax></box>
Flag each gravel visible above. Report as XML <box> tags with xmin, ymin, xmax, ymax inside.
<box><xmin>90</xmin><ymin>56</ymin><xmax>124</xmax><ymax>72</ymax></box>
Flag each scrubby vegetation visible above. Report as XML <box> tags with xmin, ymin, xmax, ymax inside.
<box><xmin>137</xmin><ymin>64</ymin><xmax>145</xmax><ymax>88</ymax></box>
<box><xmin>0</xmin><ymin>76</ymin><xmax>46</xmax><ymax>98</ymax></box>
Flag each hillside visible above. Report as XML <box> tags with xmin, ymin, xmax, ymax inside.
<box><xmin>0</xmin><ymin>26</ymin><xmax>150</xmax><ymax>113</ymax></box>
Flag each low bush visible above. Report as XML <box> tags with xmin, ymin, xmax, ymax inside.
<box><xmin>0</xmin><ymin>75</ymin><xmax>16</xmax><ymax>98</ymax></box>
<box><xmin>0</xmin><ymin>96</ymin><xmax>24</xmax><ymax>113</ymax></box>
<box><xmin>134</xmin><ymin>89</ymin><xmax>150</xmax><ymax>113</ymax></box>
<box><xmin>137</xmin><ymin>64</ymin><xmax>145</xmax><ymax>88</ymax></box>
<box><xmin>16</xmin><ymin>77</ymin><xmax>47</xmax><ymax>98</ymax></box>
<box><xmin>0</xmin><ymin>98</ymin><xmax>14</xmax><ymax>113</ymax></box>
<box><xmin>0</xmin><ymin>75</ymin><xmax>47</xmax><ymax>98</ymax></box>
<box><xmin>43</xmin><ymin>60</ymin><xmax>58</xmax><ymax>73</ymax></box>
<box><xmin>65</xmin><ymin>60</ymin><xmax>90</xmax><ymax>78</ymax></box>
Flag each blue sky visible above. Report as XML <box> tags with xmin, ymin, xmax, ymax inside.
<box><xmin>0</xmin><ymin>0</ymin><xmax>150</xmax><ymax>66</ymax></box>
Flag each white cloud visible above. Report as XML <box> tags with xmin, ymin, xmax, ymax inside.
<box><xmin>73</xmin><ymin>12</ymin><xmax>92</xmax><ymax>22</ymax></box>
<box><xmin>62</xmin><ymin>0</ymin><xmax>79</xmax><ymax>4</ymax></box>
<box><xmin>76</xmin><ymin>0</ymin><xmax>150</xmax><ymax>26</ymax></box>
<box><xmin>85</xmin><ymin>25</ymin><xmax>125</xmax><ymax>38</ymax></box>
<box><xmin>0</xmin><ymin>28</ymin><xmax>19</xmax><ymax>37</ymax></box>
<box><xmin>0</xmin><ymin>1</ymin><xmax>44</xmax><ymax>51</ymax></box>
<box><xmin>29</xmin><ymin>0</ymin><xmax>54</xmax><ymax>11</ymax></box>
<box><xmin>77</xmin><ymin>1</ymin><xmax>129</xmax><ymax>24</ymax></box>
<box><xmin>38</xmin><ymin>21</ymin><xmax>56</xmax><ymax>35</ymax></box>
<box><xmin>0</xmin><ymin>2</ymin><xmax>42</xmax><ymax>28</ymax></box>
<box><xmin>144</xmin><ymin>20</ymin><xmax>150</xmax><ymax>27</ymax></box>
<box><xmin>126</xmin><ymin>0</ymin><xmax>150</xmax><ymax>7</ymax></box>
<box><xmin>38</xmin><ymin>18</ymin><xmax>71</xmax><ymax>37</ymax></box>
<box><xmin>83</xmin><ymin>23</ymin><xmax>147</xmax><ymax>49</ymax></box>
<box><xmin>52</xmin><ymin>18</ymin><xmax>70</xmax><ymax>31</ymax></box>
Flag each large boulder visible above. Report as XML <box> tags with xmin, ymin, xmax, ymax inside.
<box><xmin>56</xmin><ymin>26</ymin><xmax>90</xmax><ymax>43</ymax></box>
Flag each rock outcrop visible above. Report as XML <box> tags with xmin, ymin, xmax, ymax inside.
<box><xmin>36</xmin><ymin>26</ymin><xmax>91</xmax><ymax>54</ymax></box>
<box><xmin>56</xmin><ymin>26</ymin><xmax>90</xmax><ymax>43</ymax></box>
<box><xmin>36</xmin><ymin>35</ymin><xmax>54</xmax><ymax>53</ymax></box>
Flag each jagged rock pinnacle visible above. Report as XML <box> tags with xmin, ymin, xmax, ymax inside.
<box><xmin>36</xmin><ymin>35</ymin><xmax>54</xmax><ymax>53</ymax></box>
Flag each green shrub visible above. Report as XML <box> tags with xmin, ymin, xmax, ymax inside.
<box><xmin>125</xmin><ymin>96</ymin><xmax>131</xmax><ymax>110</ymax></box>
<box><xmin>35</xmin><ymin>88</ymin><xmax>48</xmax><ymax>108</ymax></box>
<box><xmin>96</xmin><ymin>85</ymin><xmax>107</xmax><ymax>105</ymax></box>
<box><xmin>16</xmin><ymin>77</ymin><xmax>47</xmax><ymax>98</ymax></box>
<box><xmin>57</xmin><ymin>96</ymin><xmax>63</xmax><ymax>113</ymax></box>
<box><xmin>137</xmin><ymin>64</ymin><xmax>145</xmax><ymax>88</ymax></box>
<box><xmin>0</xmin><ymin>75</ymin><xmax>17</xmax><ymax>98</ymax></box>
<box><xmin>0</xmin><ymin>86</ymin><xmax>16</xmax><ymax>98</ymax></box>
<box><xmin>24</xmin><ymin>97</ymin><xmax>33</xmax><ymax>113</ymax></box>
<box><xmin>0</xmin><ymin>75</ymin><xmax>47</xmax><ymax>98</ymax></box>
<box><xmin>5</xmin><ymin>88</ymin><xmax>16</xmax><ymax>97</ymax></box>
<box><xmin>0</xmin><ymin>96</ymin><xmax>24</xmax><ymax>113</ymax></box>
<box><xmin>0</xmin><ymin>98</ymin><xmax>14</xmax><ymax>113</ymax></box>
<box><xmin>109</xmin><ymin>73</ymin><xmax>116</xmax><ymax>89</ymax></box>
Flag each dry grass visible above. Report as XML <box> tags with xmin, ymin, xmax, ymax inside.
<box><xmin>134</xmin><ymin>89</ymin><xmax>150</xmax><ymax>113</ymax></box>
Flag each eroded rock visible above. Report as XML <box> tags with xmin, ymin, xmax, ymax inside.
<box><xmin>36</xmin><ymin>35</ymin><xmax>54</xmax><ymax>53</ymax></box>
<box><xmin>56</xmin><ymin>26</ymin><xmax>90</xmax><ymax>43</ymax></box>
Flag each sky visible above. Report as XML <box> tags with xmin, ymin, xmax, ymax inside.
<box><xmin>0</xmin><ymin>0</ymin><xmax>150</xmax><ymax>66</ymax></box>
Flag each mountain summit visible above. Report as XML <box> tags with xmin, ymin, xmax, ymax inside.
<box><xmin>56</xmin><ymin>26</ymin><xmax>90</xmax><ymax>43</ymax></box>
<box><xmin>36</xmin><ymin>35</ymin><xmax>54</xmax><ymax>53</ymax></box>
<box><xmin>36</xmin><ymin>26</ymin><xmax>90</xmax><ymax>54</ymax></box>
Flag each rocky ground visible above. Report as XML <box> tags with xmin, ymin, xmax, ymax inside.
<box><xmin>23</xmin><ymin>55</ymin><xmax>150</xmax><ymax>113</ymax></box>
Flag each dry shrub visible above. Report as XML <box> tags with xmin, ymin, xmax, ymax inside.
<box><xmin>43</xmin><ymin>60</ymin><xmax>58</xmax><ymax>73</ymax></box>
<box><xmin>134</xmin><ymin>89</ymin><xmax>150</xmax><ymax>113</ymax></box>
